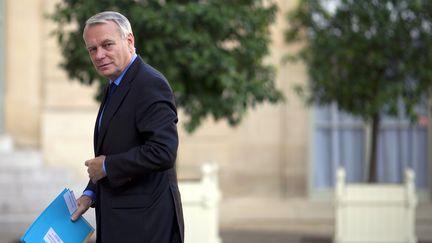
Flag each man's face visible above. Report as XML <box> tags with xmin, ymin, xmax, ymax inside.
<box><xmin>83</xmin><ymin>21</ymin><xmax>134</xmax><ymax>80</ymax></box>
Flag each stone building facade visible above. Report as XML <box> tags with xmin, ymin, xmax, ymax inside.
<box><xmin>4</xmin><ymin>0</ymin><xmax>431</xmax><ymax>201</ymax></box>
<box><xmin>3</xmin><ymin>0</ymin><xmax>310</xmax><ymax>200</ymax></box>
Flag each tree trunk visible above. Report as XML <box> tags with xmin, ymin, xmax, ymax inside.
<box><xmin>368</xmin><ymin>113</ymin><xmax>380</xmax><ymax>182</ymax></box>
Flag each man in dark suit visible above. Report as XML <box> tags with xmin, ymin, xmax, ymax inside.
<box><xmin>70</xmin><ymin>11</ymin><xmax>184</xmax><ymax>243</ymax></box>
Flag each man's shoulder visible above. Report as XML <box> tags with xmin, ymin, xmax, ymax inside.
<box><xmin>131</xmin><ymin>57</ymin><xmax>166</xmax><ymax>81</ymax></box>
<box><xmin>132</xmin><ymin>59</ymin><xmax>171</xmax><ymax>88</ymax></box>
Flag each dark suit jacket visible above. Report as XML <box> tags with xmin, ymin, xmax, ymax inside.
<box><xmin>85</xmin><ymin>56</ymin><xmax>184</xmax><ymax>243</ymax></box>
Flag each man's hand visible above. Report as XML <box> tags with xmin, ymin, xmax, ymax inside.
<box><xmin>85</xmin><ymin>155</ymin><xmax>106</xmax><ymax>183</ymax></box>
<box><xmin>71</xmin><ymin>195</ymin><xmax>92</xmax><ymax>222</ymax></box>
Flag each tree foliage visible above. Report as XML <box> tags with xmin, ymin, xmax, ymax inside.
<box><xmin>285</xmin><ymin>0</ymin><xmax>432</xmax><ymax>181</ymax></box>
<box><xmin>50</xmin><ymin>0</ymin><xmax>284</xmax><ymax>132</ymax></box>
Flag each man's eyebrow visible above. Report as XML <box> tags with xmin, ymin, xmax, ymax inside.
<box><xmin>101</xmin><ymin>39</ymin><xmax>115</xmax><ymax>44</ymax></box>
<box><xmin>86</xmin><ymin>39</ymin><xmax>116</xmax><ymax>47</ymax></box>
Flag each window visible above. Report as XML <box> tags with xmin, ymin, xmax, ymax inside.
<box><xmin>312</xmin><ymin>103</ymin><xmax>429</xmax><ymax>194</ymax></box>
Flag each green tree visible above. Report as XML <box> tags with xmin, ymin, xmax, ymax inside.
<box><xmin>50</xmin><ymin>0</ymin><xmax>284</xmax><ymax>132</ymax></box>
<box><xmin>285</xmin><ymin>0</ymin><xmax>432</xmax><ymax>182</ymax></box>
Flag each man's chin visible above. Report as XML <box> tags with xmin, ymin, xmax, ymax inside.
<box><xmin>97</xmin><ymin>70</ymin><xmax>114</xmax><ymax>79</ymax></box>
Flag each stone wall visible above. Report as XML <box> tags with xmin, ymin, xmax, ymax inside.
<box><xmin>5</xmin><ymin>0</ymin><xmax>43</xmax><ymax>147</ymax></box>
<box><xmin>5</xmin><ymin>0</ymin><xmax>310</xmax><ymax>198</ymax></box>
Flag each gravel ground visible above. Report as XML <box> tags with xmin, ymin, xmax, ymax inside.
<box><xmin>4</xmin><ymin>229</ymin><xmax>431</xmax><ymax>243</ymax></box>
<box><xmin>221</xmin><ymin>229</ymin><xmax>330</xmax><ymax>243</ymax></box>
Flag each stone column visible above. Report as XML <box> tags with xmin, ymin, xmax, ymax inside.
<box><xmin>0</xmin><ymin>0</ymin><xmax>13</xmax><ymax>152</ymax></box>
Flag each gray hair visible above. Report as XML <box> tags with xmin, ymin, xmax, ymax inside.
<box><xmin>84</xmin><ymin>11</ymin><xmax>133</xmax><ymax>39</ymax></box>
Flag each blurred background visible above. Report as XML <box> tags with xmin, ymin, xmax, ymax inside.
<box><xmin>0</xmin><ymin>0</ymin><xmax>431</xmax><ymax>242</ymax></box>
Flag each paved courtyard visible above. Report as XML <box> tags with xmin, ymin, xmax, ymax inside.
<box><xmin>3</xmin><ymin>230</ymin><xmax>432</xmax><ymax>243</ymax></box>
<box><xmin>221</xmin><ymin>229</ymin><xmax>330</xmax><ymax>243</ymax></box>
<box><xmin>1</xmin><ymin>231</ymin><xmax>328</xmax><ymax>243</ymax></box>
<box><xmin>2</xmin><ymin>197</ymin><xmax>431</xmax><ymax>243</ymax></box>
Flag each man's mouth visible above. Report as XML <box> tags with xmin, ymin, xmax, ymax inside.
<box><xmin>98</xmin><ymin>63</ymin><xmax>111</xmax><ymax>69</ymax></box>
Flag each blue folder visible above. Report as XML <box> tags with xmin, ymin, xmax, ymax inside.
<box><xmin>21</xmin><ymin>188</ymin><xmax>94</xmax><ymax>243</ymax></box>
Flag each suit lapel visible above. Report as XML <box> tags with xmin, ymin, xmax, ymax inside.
<box><xmin>94</xmin><ymin>86</ymin><xmax>110</xmax><ymax>153</ymax></box>
<box><xmin>94</xmin><ymin>57</ymin><xmax>142</xmax><ymax>154</ymax></box>
<box><xmin>96</xmin><ymin>81</ymin><xmax>131</xmax><ymax>152</ymax></box>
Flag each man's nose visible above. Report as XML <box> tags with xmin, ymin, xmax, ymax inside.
<box><xmin>95</xmin><ymin>48</ymin><xmax>106</xmax><ymax>60</ymax></box>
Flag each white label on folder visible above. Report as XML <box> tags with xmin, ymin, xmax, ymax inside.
<box><xmin>43</xmin><ymin>227</ymin><xmax>64</xmax><ymax>243</ymax></box>
<box><xmin>63</xmin><ymin>190</ymin><xmax>78</xmax><ymax>215</ymax></box>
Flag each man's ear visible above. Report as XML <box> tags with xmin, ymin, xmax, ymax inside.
<box><xmin>127</xmin><ymin>33</ymin><xmax>135</xmax><ymax>52</ymax></box>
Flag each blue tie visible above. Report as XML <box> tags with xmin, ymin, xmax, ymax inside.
<box><xmin>106</xmin><ymin>82</ymin><xmax>118</xmax><ymax>105</ymax></box>
<box><xmin>98</xmin><ymin>82</ymin><xmax>117</xmax><ymax>131</ymax></box>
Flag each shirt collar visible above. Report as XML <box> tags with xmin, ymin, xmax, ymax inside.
<box><xmin>110</xmin><ymin>53</ymin><xmax>138</xmax><ymax>86</ymax></box>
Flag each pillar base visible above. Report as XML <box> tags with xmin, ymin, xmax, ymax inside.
<box><xmin>0</xmin><ymin>134</ymin><xmax>13</xmax><ymax>152</ymax></box>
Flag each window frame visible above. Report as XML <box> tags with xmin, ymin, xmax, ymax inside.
<box><xmin>308</xmin><ymin>104</ymin><xmax>431</xmax><ymax>201</ymax></box>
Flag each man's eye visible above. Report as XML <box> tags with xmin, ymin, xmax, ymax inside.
<box><xmin>103</xmin><ymin>43</ymin><xmax>114</xmax><ymax>49</ymax></box>
<box><xmin>88</xmin><ymin>47</ymin><xmax>96</xmax><ymax>53</ymax></box>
